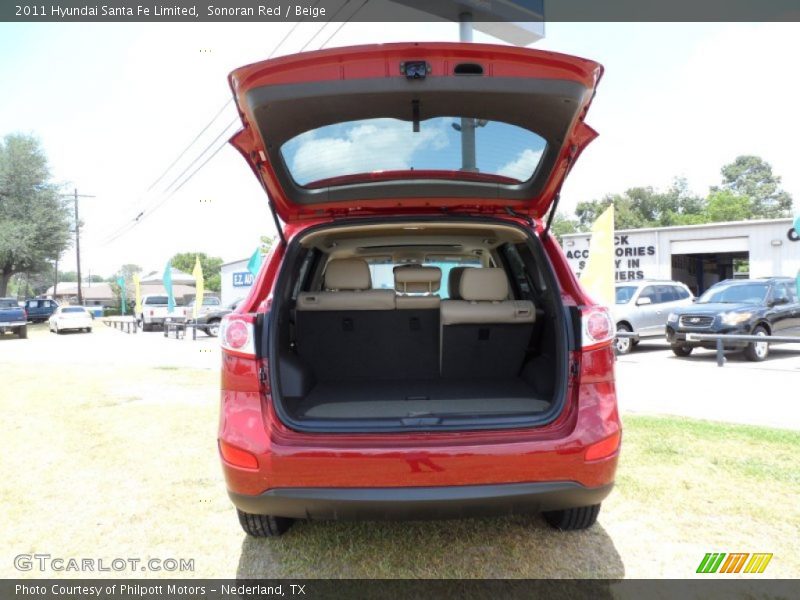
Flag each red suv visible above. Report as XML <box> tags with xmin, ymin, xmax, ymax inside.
<box><xmin>219</xmin><ymin>43</ymin><xmax>620</xmax><ymax>537</ymax></box>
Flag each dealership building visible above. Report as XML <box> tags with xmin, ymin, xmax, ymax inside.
<box><xmin>561</xmin><ymin>218</ymin><xmax>800</xmax><ymax>295</ymax></box>
<box><xmin>220</xmin><ymin>258</ymin><xmax>255</xmax><ymax>307</ymax></box>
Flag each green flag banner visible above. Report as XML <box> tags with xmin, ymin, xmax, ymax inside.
<box><xmin>116</xmin><ymin>277</ymin><xmax>126</xmax><ymax>315</ymax></box>
<box><xmin>163</xmin><ymin>261</ymin><xmax>175</xmax><ymax>313</ymax></box>
<box><xmin>247</xmin><ymin>247</ymin><xmax>263</xmax><ymax>277</ymax></box>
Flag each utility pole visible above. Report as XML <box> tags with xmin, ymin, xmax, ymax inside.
<box><xmin>61</xmin><ymin>188</ymin><xmax>95</xmax><ymax>305</ymax></box>
<box><xmin>459</xmin><ymin>12</ymin><xmax>477</xmax><ymax>172</ymax></box>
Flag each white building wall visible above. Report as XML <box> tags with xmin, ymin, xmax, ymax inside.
<box><xmin>220</xmin><ymin>259</ymin><xmax>252</xmax><ymax>307</ymax></box>
<box><xmin>561</xmin><ymin>218</ymin><xmax>800</xmax><ymax>284</ymax></box>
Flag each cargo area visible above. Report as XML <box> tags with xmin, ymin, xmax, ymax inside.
<box><xmin>267</xmin><ymin>221</ymin><xmax>569</xmax><ymax>431</ymax></box>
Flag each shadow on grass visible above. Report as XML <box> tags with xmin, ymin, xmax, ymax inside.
<box><xmin>236</xmin><ymin>513</ymin><xmax>624</xmax><ymax>579</ymax></box>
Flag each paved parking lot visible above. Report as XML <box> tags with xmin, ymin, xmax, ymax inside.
<box><xmin>616</xmin><ymin>340</ymin><xmax>800</xmax><ymax>430</ymax></box>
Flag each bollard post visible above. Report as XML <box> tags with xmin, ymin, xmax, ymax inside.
<box><xmin>193</xmin><ymin>324</ymin><xmax>196</xmax><ymax>341</ymax></box>
<box><xmin>716</xmin><ymin>337</ymin><xmax>726</xmax><ymax>367</ymax></box>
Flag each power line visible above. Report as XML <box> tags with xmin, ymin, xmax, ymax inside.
<box><xmin>298</xmin><ymin>0</ymin><xmax>350</xmax><ymax>52</ymax></box>
<box><xmin>146</xmin><ymin>98</ymin><xmax>233</xmax><ymax>193</ymax></box>
<box><xmin>319</xmin><ymin>0</ymin><xmax>370</xmax><ymax>49</ymax></box>
<box><xmin>96</xmin><ymin>12</ymin><xmax>340</xmax><ymax>249</ymax></box>
<box><xmin>97</xmin><ymin>118</ymin><xmax>241</xmax><ymax>247</ymax></box>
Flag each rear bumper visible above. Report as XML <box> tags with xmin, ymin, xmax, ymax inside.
<box><xmin>667</xmin><ymin>325</ymin><xmax>750</xmax><ymax>349</ymax></box>
<box><xmin>229</xmin><ymin>481</ymin><xmax>614</xmax><ymax>520</ymax></box>
<box><xmin>0</xmin><ymin>321</ymin><xmax>26</xmax><ymax>328</ymax></box>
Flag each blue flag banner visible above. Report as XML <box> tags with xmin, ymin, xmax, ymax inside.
<box><xmin>247</xmin><ymin>247</ymin><xmax>263</xmax><ymax>277</ymax></box>
<box><xmin>163</xmin><ymin>261</ymin><xmax>175</xmax><ymax>313</ymax></box>
<box><xmin>116</xmin><ymin>277</ymin><xmax>126</xmax><ymax>315</ymax></box>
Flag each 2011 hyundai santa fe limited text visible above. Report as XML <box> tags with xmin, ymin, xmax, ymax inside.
<box><xmin>217</xmin><ymin>43</ymin><xmax>621</xmax><ymax>536</ymax></box>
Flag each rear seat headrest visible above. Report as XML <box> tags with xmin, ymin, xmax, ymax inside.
<box><xmin>324</xmin><ymin>258</ymin><xmax>371</xmax><ymax>291</ymax></box>
<box><xmin>448</xmin><ymin>267</ymin><xmax>469</xmax><ymax>300</ymax></box>
<box><xmin>459</xmin><ymin>268</ymin><xmax>509</xmax><ymax>302</ymax></box>
<box><xmin>393</xmin><ymin>266</ymin><xmax>441</xmax><ymax>294</ymax></box>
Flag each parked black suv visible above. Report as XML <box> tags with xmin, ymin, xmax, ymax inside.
<box><xmin>666</xmin><ymin>277</ymin><xmax>800</xmax><ymax>361</ymax></box>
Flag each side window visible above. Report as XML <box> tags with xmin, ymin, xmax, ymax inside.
<box><xmin>772</xmin><ymin>284</ymin><xmax>789</xmax><ymax>304</ymax></box>
<box><xmin>673</xmin><ymin>286</ymin><xmax>690</xmax><ymax>300</ymax></box>
<box><xmin>656</xmin><ymin>286</ymin><xmax>675</xmax><ymax>303</ymax></box>
<box><xmin>787</xmin><ymin>283</ymin><xmax>799</xmax><ymax>303</ymax></box>
<box><xmin>639</xmin><ymin>286</ymin><xmax>658</xmax><ymax>303</ymax></box>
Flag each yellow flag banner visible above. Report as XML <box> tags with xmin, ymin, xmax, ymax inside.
<box><xmin>133</xmin><ymin>273</ymin><xmax>142</xmax><ymax>316</ymax></box>
<box><xmin>192</xmin><ymin>256</ymin><xmax>204</xmax><ymax>320</ymax></box>
<box><xmin>580</xmin><ymin>204</ymin><xmax>615</xmax><ymax>308</ymax></box>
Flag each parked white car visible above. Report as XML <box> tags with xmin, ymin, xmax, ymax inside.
<box><xmin>49</xmin><ymin>306</ymin><xmax>93</xmax><ymax>334</ymax></box>
<box><xmin>612</xmin><ymin>280</ymin><xmax>694</xmax><ymax>354</ymax></box>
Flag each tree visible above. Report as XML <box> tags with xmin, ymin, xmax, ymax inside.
<box><xmin>0</xmin><ymin>134</ymin><xmax>72</xmax><ymax>296</ymax></box>
<box><xmin>705</xmin><ymin>189</ymin><xmax>752</xmax><ymax>222</ymax></box>
<box><xmin>718</xmin><ymin>155</ymin><xmax>793</xmax><ymax>219</ymax></box>
<box><xmin>549</xmin><ymin>212</ymin><xmax>581</xmax><ymax>243</ymax></box>
<box><xmin>169</xmin><ymin>252</ymin><xmax>223</xmax><ymax>292</ymax></box>
<box><xmin>576</xmin><ymin>179</ymin><xmax>707</xmax><ymax>231</ymax></box>
<box><xmin>107</xmin><ymin>264</ymin><xmax>141</xmax><ymax>313</ymax></box>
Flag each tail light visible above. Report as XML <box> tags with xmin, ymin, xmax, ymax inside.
<box><xmin>149</xmin><ymin>310</ymin><xmax>154</xmax><ymax>316</ymax></box>
<box><xmin>581</xmin><ymin>306</ymin><xmax>615</xmax><ymax>351</ymax></box>
<box><xmin>220</xmin><ymin>313</ymin><xmax>257</xmax><ymax>358</ymax></box>
<box><xmin>23</xmin><ymin>309</ymin><xmax>28</xmax><ymax>319</ymax></box>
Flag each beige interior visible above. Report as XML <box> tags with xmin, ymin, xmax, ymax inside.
<box><xmin>441</xmin><ymin>268</ymin><xmax>536</xmax><ymax>326</ymax></box>
<box><xmin>297</xmin><ymin>258</ymin><xmax>395</xmax><ymax>311</ymax></box>
<box><xmin>394</xmin><ymin>266</ymin><xmax>442</xmax><ymax>310</ymax></box>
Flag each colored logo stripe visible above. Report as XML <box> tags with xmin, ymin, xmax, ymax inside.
<box><xmin>697</xmin><ymin>552</ymin><xmax>773</xmax><ymax>574</ymax></box>
<box><xmin>697</xmin><ymin>553</ymin><xmax>726</xmax><ymax>573</ymax></box>
<box><xmin>719</xmin><ymin>553</ymin><xmax>749</xmax><ymax>573</ymax></box>
<box><xmin>744</xmin><ymin>553</ymin><xmax>773</xmax><ymax>574</ymax></box>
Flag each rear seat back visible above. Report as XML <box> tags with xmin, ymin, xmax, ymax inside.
<box><xmin>295</xmin><ymin>258</ymin><xmax>396</xmax><ymax>381</ymax></box>
<box><xmin>391</xmin><ymin>266</ymin><xmax>441</xmax><ymax>378</ymax></box>
<box><xmin>297</xmin><ymin>258</ymin><xmax>395</xmax><ymax>311</ymax></box>
<box><xmin>440</xmin><ymin>268</ymin><xmax>536</xmax><ymax>379</ymax></box>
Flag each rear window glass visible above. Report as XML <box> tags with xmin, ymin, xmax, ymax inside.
<box><xmin>0</xmin><ymin>299</ymin><xmax>18</xmax><ymax>309</ymax></box>
<box><xmin>699</xmin><ymin>283</ymin><xmax>769</xmax><ymax>304</ymax></box>
<box><xmin>63</xmin><ymin>307</ymin><xmax>86</xmax><ymax>313</ymax></box>
<box><xmin>144</xmin><ymin>296</ymin><xmax>168</xmax><ymax>305</ymax></box>
<box><xmin>280</xmin><ymin>117</ymin><xmax>547</xmax><ymax>187</ymax></box>
<box><xmin>368</xmin><ymin>259</ymin><xmax>482</xmax><ymax>300</ymax></box>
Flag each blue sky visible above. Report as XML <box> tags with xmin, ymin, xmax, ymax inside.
<box><xmin>281</xmin><ymin>118</ymin><xmax>547</xmax><ymax>184</ymax></box>
<box><xmin>1</xmin><ymin>21</ymin><xmax>798</xmax><ymax>276</ymax></box>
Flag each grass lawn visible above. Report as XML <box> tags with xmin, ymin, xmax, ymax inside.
<box><xmin>1</xmin><ymin>336</ymin><xmax>797</xmax><ymax>578</ymax></box>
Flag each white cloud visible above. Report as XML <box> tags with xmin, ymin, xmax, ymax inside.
<box><xmin>287</xmin><ymin>119</ymin><xmax>448</xmax><ymax>184</ymax></box>
<box><xmin>498</xmin><ymin>148</ymin><xmax>543</xmax><ymax>181</ymax></box>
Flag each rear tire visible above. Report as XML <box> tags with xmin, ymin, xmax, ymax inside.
<box><xmin>671</xmin><ymin>344</ymin><xmax>693</xmax><ymax>357</ymax></box>
<box><xmin>543</xmin><ymin>504</ymin><xmax>601</xmax><ymax>531</ymax></box>
<box><xmin>744</xmin><ymin>325</ymin><xmax>769</xmax><ymax>362</ymax></box>
<box><xmin>614</xmin><ymin>324</ymin><xmax>633</xmax><ymax>355</ymax></box>
<box><xmin>17</xmin><ymin>325</ymin><xmax>27</xmax><ymax>339</ymax></box>
<box><xmin>236</xmin><ymin>509</ymin><xmax>294</xmax><ymax>537</ymax></box>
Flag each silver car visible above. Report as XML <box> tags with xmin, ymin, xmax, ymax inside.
<box><xmin>612</xmin><ymin>280</ymin><xmax>694</xmax><ymax>354</ymax></box>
